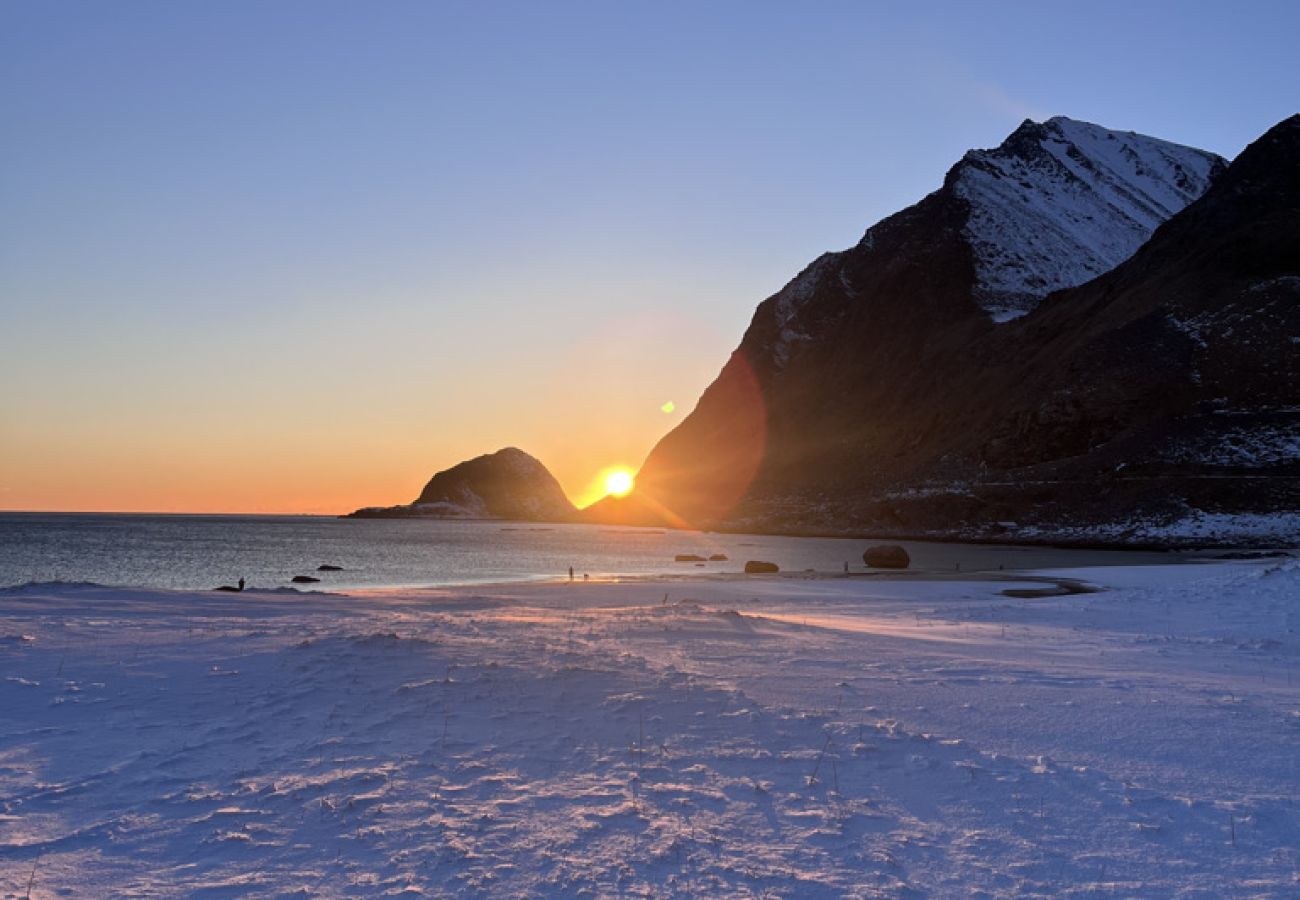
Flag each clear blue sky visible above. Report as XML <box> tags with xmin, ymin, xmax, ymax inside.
<box><xmin>2</xmin><ymin>1</ymin><xmax>1297</xmax><ymax>512</ymax></box>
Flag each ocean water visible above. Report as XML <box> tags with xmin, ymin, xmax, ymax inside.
<box><xmin>0</xmin><ymin>513</ymin><xmax>1183</xmax><ymax>592</ymax></box>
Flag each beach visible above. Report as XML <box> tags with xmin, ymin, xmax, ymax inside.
<box><xmin>1</xmin><ymin>560</ymin><xmax>1296</xmax><ymax>896</ymax></box>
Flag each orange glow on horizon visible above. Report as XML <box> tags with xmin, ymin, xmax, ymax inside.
<box><xmin>1</xmin><ymin>307</ymin><xmax>733</xmax><ymax>516</ymax></box>
<box><xmin>573</xmin><ymin>464</ymin><xmax>637</xmax><ymax>509</ymax></box>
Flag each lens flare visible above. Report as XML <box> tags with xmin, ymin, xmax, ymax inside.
<box><xmin>661</xmin><ymin>401</ymin><xmax>675</xmax><ymax>414</ymax></box>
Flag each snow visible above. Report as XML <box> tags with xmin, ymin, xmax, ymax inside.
<box><xmin>1168</xmin><ymin>275</ymin><xmax>1298</xmax><ymax>359</ymax></box>
<box><xmin>420</xmin><ymin>498</ymin><xmax>483</xmax><ymax>517</ymax></box>
<box><xmin>1133</xmin><ymin>511</ymin><xmax>1300</xmax><ymax>544</ymax></box>
<box><xmin>1247</xmin><ymin>274</ymin><xmax>1300</xmax><ymax>295</ymax></box>
<box><xmin>756</xmin><ymin>116</ymin><xmax>1223</xmax><ymax>354</ymax></box>
<box><xmin>956</xmin><ymin>117</ymin><xmax>1223</xmax><ymax>321</ymax></box>
<box><xmin>1160</xmin><ymin>425</ymin><xmax>1300</xmax><ymax>468</ymax></box>
<box><xmin>1</xmin><ymin>562</ymin><xmax>1296</xmax><ymax>895</ymax></box>
<box><xmin>1011</xmin><ymin>509</ymin><xmax>1300</xmax><ymax>547</ymax></box>
<box><xmin>770</xmin><ymin>252</ymin><xmax>839</xmax><ymax>368</ymax></box>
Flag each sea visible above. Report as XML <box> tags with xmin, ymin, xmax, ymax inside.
<box><xmin>0</xmin><ymin>512</ymin><xmax>1184</xmax><ymax>592</ymax></box>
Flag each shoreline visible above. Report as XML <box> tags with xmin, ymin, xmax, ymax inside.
<box><xmin>0</xmin><ymin>555</ymin><xmax>1259</xmax><ymax>600</ymax></box>
<box><xmin>2</xmin><ymin>509</ymin><xmax>1291</xmax><ymax>596</ymax></box>
<box><xmin>4</xmin><ymin>552</ymin><xmax>1287</xmax><ymax>595</ymax></box>
<box><xmin>7</xmin><ymin>508</ymin><xmax>1297</xmax><ymax>552</ymax></box>
<box><xmin>348</xmin><ymin>513</ymin><xmax>1300</xmax><ymax>553</ymax></box>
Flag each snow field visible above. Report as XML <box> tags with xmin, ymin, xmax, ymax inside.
<box><xmin>0</xmin><ymin>561</ymin><xmax>1296</xmax><ymax>896</ymax></box>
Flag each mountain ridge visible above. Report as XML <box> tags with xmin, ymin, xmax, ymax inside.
<box><xmin>953</xmin><ymin>116</ymin><xmax>1225</xmax><ymax>320</ymax></box>
<box><xmin>585</xmin><ymin>114</ymin><xmax>1297</xmax><ymax>546</ymax></box>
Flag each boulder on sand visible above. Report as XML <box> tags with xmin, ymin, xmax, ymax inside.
<box><xmin>675</xmin><ymin>554</ymin><xmax>706</xmax><ymax>562</ymax></box>
<box><xmin>863</xmin><ymin>545</ymin><xmax>910</xmax><ymax>569</ymax></box>
<box><xmin>709</xmin><ymin>553</ymin><xmax>728</xmax><ymax>561</ymax></box>
<box><xmin>317</xmin><ymin>564</ymin><xmax>344</xmax><ymax>571</ymax></box>
<box><xmin>744</xmin><ymin>560</ymin><xmax>780</xmax><ymax>574</ymax></box>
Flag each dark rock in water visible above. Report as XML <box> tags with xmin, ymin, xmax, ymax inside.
<box><xmin>213</xmin><ymin>585</ymin><xmax>241</xmax><ymax>593</ymax></box>
<box><xmin>744</xmin><ymin>560</ymin><xmax>780</xmax><ymax>574</ymax></box>
<box><xmin>709</xmin><ymin>553</ymin><xmax>728</xmax><ymax>561</ymax></box>
<box><xmin>347</xmin><ymin>447</ymin><xmax>576</xmax><ymax>521</ymax></box>
<box><xmin>675</xmin><ymin>554</ymin><xmax>706</xmax><ymax>562</ymax></box>
<box><xmin>317</xmin><ymin>564</ymin><xmax>344</xmax><ymax>572</ymax></box>
<box><xmin>291</xmin><ymin>575</ymin><xmax>321</xmax><ymax>584</ymax></box>
<box><xmin>863</xmin><ymin>545</ymin><xmax>911</xmax><ymax>569</ymax></box>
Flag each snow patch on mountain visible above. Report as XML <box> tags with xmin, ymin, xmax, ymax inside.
<box><xmin>770</xmin><ymin>252</ymin><xmax>839</xmax><ymax>367</ymax></box>
<box><xmin>1023</xmin><ymin>509</ymin><xmax>1300</xmax><ymax>546</ymax></box>
<box><xmin>1160</xmin><ymin>424</ymin><xmax>1300</xmax><ymax>468</ymax></box>
<box><xmin>955</xmin><ymin>117</ymin><xmax>1224</xmax><ymax>321</ymax></box>
<box><xmin>415</xmin><ymin>499</ymin><xmax>483</xmax><ymax>517</ymax></box>
<box><xmin>1248</xmin><ymin>274</ymin><xmax>1300</xmax><ymax>294</ymax></box>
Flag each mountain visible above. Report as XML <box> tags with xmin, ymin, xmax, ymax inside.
<box><xmin>956</xmin><ymin>117</ymin><xmax>1223</xmax><ymax>320</ymax></box>
<box><xmin>349</xmin><ymin>448</ymin><xmax>576</xmax><ymax>521</ymax></box>
<box><xmin>935</xmin><ymin>113</ymin><xmax>1299</xmax><ymax>543</ymax></box>
<box><xmin>589</xmin><ymin>115</ymin><xmax>1299</xmax><ymax>545</ymax></box>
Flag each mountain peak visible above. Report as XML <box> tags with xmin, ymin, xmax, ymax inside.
<box><xmin>612</xmin><ymin>115</ymin><xmax>1296</xmax><ymax>544</ymax></box>
<box><xmin>1208</xmin><ymin>112</ymin><xmax>1300</xmax><ymax>201</ymax></box>
<box><xmin>953</xmin><ymin>116</ymin><xmax>1226</xmax><ymax>320</ymax></box>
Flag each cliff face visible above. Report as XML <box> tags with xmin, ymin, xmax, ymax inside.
<box><xmin>587</xmin><ymin>115</ymin><xmax>1299</xmax><ymax>545</ymax></box>
<box><xmin>350</xmin><ymin>448</ymin><xmax>576</xmax><ymax>521</ymax></box>
<box><xmin>921</xmin><ymin>113</ymin><xmax>1300</xmax><ymax>542</ymax></box>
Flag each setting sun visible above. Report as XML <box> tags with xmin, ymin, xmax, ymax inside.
<box><xmin>573</xmin><ymin>465</ymin><xmax>640</xmax><ymax>508</ymax></box>
<box><xmin>604</xmin><ymin>469</ymin><xmax>634</xmax><ymax>497</ymax></box>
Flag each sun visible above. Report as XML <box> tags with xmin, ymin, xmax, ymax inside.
<box><xmin>604</xmin><ymin>469</ymin><xmax>634</xmax><ymax>498</ymax></box>
<box><xmin>574</xmin><ymin>465</ymin><xmax>638</xmax><ymax>508</ymax></box>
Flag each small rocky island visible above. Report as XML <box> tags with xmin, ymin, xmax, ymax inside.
<box><xmin>347</xmin><ymin>447</ymin><xmax>577</xmax><ymax>521</ymax></box>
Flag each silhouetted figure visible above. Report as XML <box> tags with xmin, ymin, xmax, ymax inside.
<box><xmin>214</xmin><ymin>576</ymin><xmax>246</xmax><ymax>593</ymax></box>
<box><xmin>583</xmin><ymin>573</ymin><xmax>589</xmax><ymax>582</ymax></box>
<box><xmin>238</xmin><ymin>577</ymin><xmax>245</xmax><ymax>591</ymax></box>
<box><xmin>843</xmin><ymin>561</ymin><xmax>849</xmax><ymax>574</ymax></box>
<box><xmin>568</xmin><ymin>566</ymin><xmax>574</xmax><ymax>582</ymax></box>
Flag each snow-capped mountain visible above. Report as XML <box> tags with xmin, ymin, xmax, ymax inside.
<box><xmin>954</xmin><ymin>117</ymin><xmax>1223</xmax><ymax>320</ymax></box>
<box><xmin>585</xmin><ymin>114</ymin><xmax>1298</xmax><ymax>546</ymax></box>
<box><xmin>746</xmin><ymin>117</ymin><xmax>1226</xmax><ymax>380</ymax></box>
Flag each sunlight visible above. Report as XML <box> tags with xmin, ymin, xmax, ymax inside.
<box><xmin>604</xmin><ymin>468</ymin><xmax>634</xmax><ymax>497</ymax></box>
<box><xmin>573</xmin><ymin>464</ymin><xmax>640</xmax><ymax>508</ymax></box>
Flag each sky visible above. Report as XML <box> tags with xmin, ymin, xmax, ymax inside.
<box><xmin>2</xmin><ymin>1</ymin><xmax>1297</xmax><ymax>514</ymax></box>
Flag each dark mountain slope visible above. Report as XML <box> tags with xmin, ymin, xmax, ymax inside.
<box><xmin>588</xmin><ymin>116</ymin><xmax>1297</xmax><ymax>545</ymax></box>
<box><xmin>905</xmin><ymin>113</ymin><xmax>1300</xmax><ymax>541</ymax></box>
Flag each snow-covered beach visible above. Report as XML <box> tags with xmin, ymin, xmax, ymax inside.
<box><xmin>1</xmin><ymin>561</ymin><xmax>1297</xmax><ymax>897</ymax></box>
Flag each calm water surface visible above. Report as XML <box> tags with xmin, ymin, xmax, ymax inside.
<box><xmin>0</xmin><ymin>513</ymin><xmax>1183</xmax><ymax>592</ymax></box>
